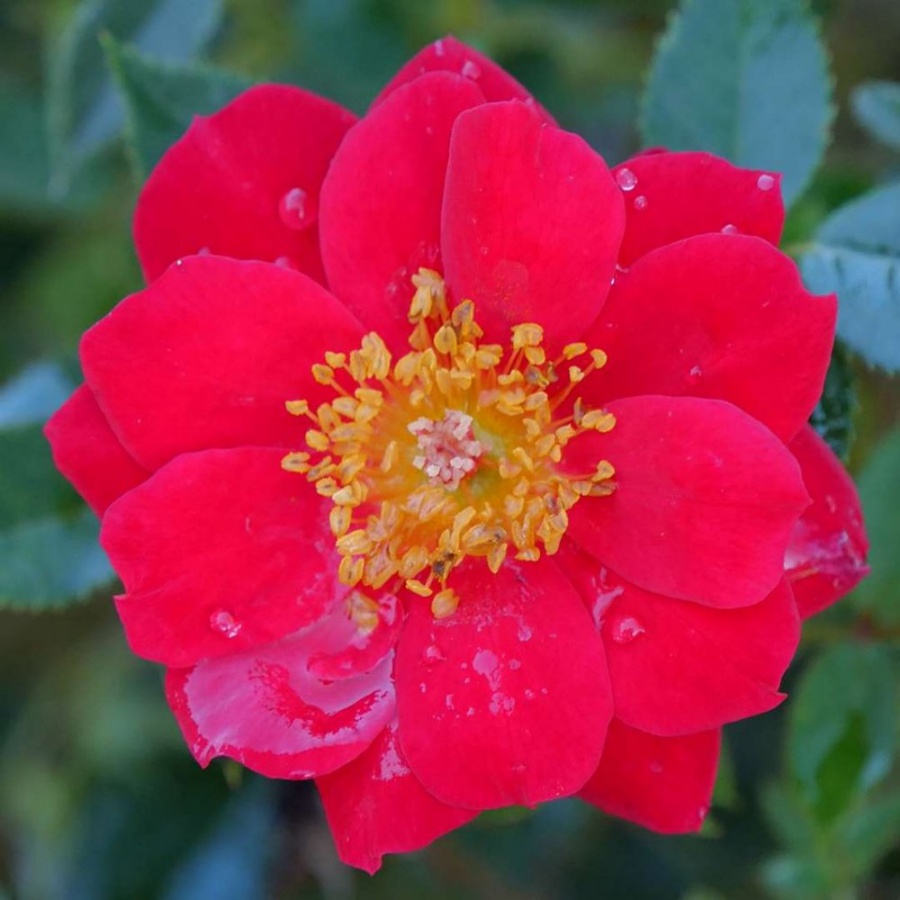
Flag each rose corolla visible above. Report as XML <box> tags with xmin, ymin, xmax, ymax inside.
<box><xmin>46</xmin><ymin>37</ymin><xmax>868</xmax><ymax>873</ymax></box>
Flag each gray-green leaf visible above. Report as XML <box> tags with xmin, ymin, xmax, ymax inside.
<box><xmin>642</xmin><ymin>0</ymin><xmax>832</xmax><ymax>205</ymax></box>
<box><xmin>800</xmin><ymin>183</ymin><xmax>900</xmax><ymax>372</ymax></box>
<box><xmin>852</xmin><ymin>80</ymin><xmax>900</xmax><ymax>151</ymax></box>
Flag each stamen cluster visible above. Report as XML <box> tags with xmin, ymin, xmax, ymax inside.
<box><xmin>282</xmin><ymin>269</ymin><xmax>617</xmax><ymax>618</ymax></box>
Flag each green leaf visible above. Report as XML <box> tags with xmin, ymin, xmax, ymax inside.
<box><xmin>808</xmin><ymin>342</ymin><xmax>856</xmax><ymax>461</ymax></box>
<box><xmin>788</xmin><ymin>643</ymin><xmax>896</xmax><ymax>822</ymax></box>
<box><xmin>103</xmin><ymin>38</ymin><xmax>252</xmax><ymax>179</ymax></box>
<box><xmin>853</xmin><ymin>426</ymin><xmax>900</xmax><ymax>625</ymax></box>
<box><xmin>800</xmin><ymin>183</ymin><xmax>900</xmax><ymax>372</ymax></box>
<box><xmin>0</xmin><ymin>509</ymin><xmax>113</xmax><ymax>611</ymax></box>
<box><xmin>641</xmin><ymin>0</ymin><xmax>832</xmax><ymax>205</ymax></box>
<box><xmin>46</xmin><ymin>0</ymin><xmax>224</xmax><ymax>195</ymax></box>
<box><xmin>0</xmin><ymin>362</ymin><xmax>74</xmax><ymax>429</ymax></box>
<box><xmin>839</xmin><ymin>795</ymin><xmax>900</xmax><ymax>878</ymax></box>
<box><xmin>852</xmin><ymin>80</ymin><xmax>900</xmax><ymax>151</ymax></box>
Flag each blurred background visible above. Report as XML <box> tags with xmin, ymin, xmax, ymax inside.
<box><xmin>1</xmin><ymin>0</ymin><xmax>899</xmax><ymax>897</ymax></box>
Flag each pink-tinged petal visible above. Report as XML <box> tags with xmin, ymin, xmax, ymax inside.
<box><xmin>580</xmin><ymin>719</ymin><xmax>720</xmax><ymax>834</ymax></box>
<box><xmin>558</xmin><ymin>544</ymin><xmax>798</xmax><ymax>734</ymax></box>
<box><xmin>374</xmin><ymin>36</ymin><xmax>554</xmax><ymax>125</ymax></box>
<box><xmin>395</xmin><ymin>558</ymin><xmax>612</xmax><ymax>810</ymax></box>
<box><xmin>81</xmin><ymin>256</ymin><xmax>364</xmax><ymax>471</ymax></box>
<box><xmin>585</xmin><ymin>235</ymin><xmax>836</xmax><ymax>442</ymax></box>
<box><xmin>786</xmin><ymin>425</ymin><xmax>869</xmax><ymax>618</ymax></box>
<box><xmin>165</xmin><ymin>620</ymin><xmax>395</xmax><ymax>780</ymax></box>
<box><xmin>612</xmin><ymin>151</ymin><xmax>785</xmax><ymax>267</ymax></box>
<box><xmin>565</xmin><ymin>396</ymin><xmax>810</xmax><ymax>607</ymax></box>
<box><xmin>44</xmin><ymin>384</ymin><xmax>148</xmax><ymax>516</ymax></box>
<box><xmin>134</xmin><ymin>84</ymin><xmax>356</xmax><ymax>284</ymax></box>
<box><xmin>316</xmin><ymin>721</ymin><xmax>478</xmax><ymax>874</ymax></box>
<box><xmin>441</xmin><ymin>102</ymin><xmax>625</xmax><ymax>356</ymax></box>
<box><xmin>319</xmin><ymin>73</ymin><xmax>485</xmax><ymax>349</ymax></box>
<box><xmin>104</xmin><ymin>447</ymin><xmax>340</xmax><ymax>668</ymax></box>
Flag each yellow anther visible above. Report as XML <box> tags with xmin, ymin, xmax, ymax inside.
<box><xmin>487</xmin><ymin>541</ymin><xmax>508</xmax><ymax>573</ymax></box>
<box><xmin>285</xmin><ymin>399</ymin><xmax>310</xmax><ymax>417</ymax></box>
<box><xmin>380</xmin><ymin>440</ymin><xmax>400</xmax><ymax>472</ymax></box>
<box><xmin>563</xmin><ymin>342</ymin><xmax>588</xmax><ymax>360</ymax></box>
<box><xmin>325</xmin><ymin>351</ymin><xmax>346</xmax><ymax>368</ymax></box>
<box><xmin>593</xmin><ymin>460</ymin><xmax>616</xmax><ymax>481</ymax></box>
<box><xmin>329</xmin><ymin>505</ymin><xmax>351</xmax><ymax>536</ymax></box>
<box><xmin>399</xmin><ymin>547</ymin><xmax>430</xmax><ymax>579</ymax></box>
<box><xmin>433</xmin><ymin>324</ymin><xmax>458</xmax><ymax>356</ymax></box>
<box><xmin>581</xmin><ymin>410</ymin><xmax>616</xmax><ymax>432</ymax></box>
<box><xmin>498</xmin><ymin>371</ymin><xmax>524</xmax><ymax>386</ymax></box>
<box><xmin>498</xmin><ymin>458</ymin><xmax>522</xmax><ymax>479</ymax></box>
<box><xmin>332</xmin><ymin>481</ymin><xmax>366</xmax><ymax>506</ymax></box>
<box><xmin>515</xmin><ymin>547</ymin><xmax>541</xmax><ymax>562</ymax></box>
<box><xmin>431</xmin><ymin>588</ymin><xmax>460</xmax><ymax>619</ymax></box>
<box><xmin>523</xmin><ymin>417</ymin><xmax>542</xmax><ymax>439</ymax></box>
<box><xmin>315</xmin><ymin>477</ymin><xmax>338</xmax><ymax>497</ymax></box>
<box><xmin>317</xmin><ymin>404</ymin><xmax>341</xmax><ymax>431</ymax></box>
<box><xmin>590</xmin><ymin>349</ymin><xmax>608</xmax><ymax>368</ymax></box>
<box><xmin>332</xmin><ymin>396</ymin><xmax>359</xmax><ymax>418</ymax></box>
<box><xmin>523</xmin><ymin>391</ymin><xmax>549</xmax><ymax>412</ymax></box>
<box><xmin>339</xmin><ymin>555</ymin><xmax>364</xmax><ymax>586</ymax></box>
<box><xmin>511</xmin><ymin>446</ymin><xmax>535</xmax><ymax>472</ymax></box>
<box><xmin>337</xmin><ymin>455</ymin><xmax>366</xmax><ymax>483</ymax></box>
<box><xmin>406</xmin><ymin>578</ymin><xmax>434</xmax><ymax>597</ymax></box>
<box><xmin>336</xmin><ymin>529</ymin><xmax>374</xmax><ymax>556</ymax></box>
<box><xmin>312</xmin><ymin>364</ymin><xmax>335</xmax><ymax>385</ymax></box>
<box><xmin>305</xmin><ymin>459</ymin><xmax>335</xmax><ymax>481</ymax></box>
<box><xmin>504</xmin><ymin>495</ymin><xmax>525</xmax><ymax>518</ymax></box>
<box><xmin>568</xmin><ymin>365</ymin><xmax>586</xmax><ymax>384</ymax></box>
<box><xmin>305</xmin><ymin>429</ymin><xmax>329</xmax><ymax>451</ymax></box>
<box><xmin>524</xmin><ymin>346</ymin><xmax>546</xmax><ymax>366</ymax></box>
<box><xmin>280</xmin><ymin>452</ymin><xmax>310</xmax><ymax>473</ymax></box>
<box><xmin>475</xmin><ymin>346</ymin><xmax>503</xmax><ymax>369</ymax></box>
<box><xmin>348</xmin><ymin>592</ymin><xmax>380</xmax><ymax>632</ymax></box>
<box><xmin>534</xmin><ymin>434</ymin><xmax>557</xmax><ymax>458</ymax></box>
<box><xmin>555</xmin><ymin>424</ymin><xmax>577</xmax><ymax>445</ymax></box>
<box><xmin>355</xmin><ymin>388</ymin><xmax>384</xmax><ymax>407</ymax></box>
<box><xmin>512</xmin><ymin>322</ymin><xmax>544</xmax><ymax>350</ymax></box>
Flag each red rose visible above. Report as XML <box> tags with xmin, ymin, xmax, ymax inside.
<box><xmin>45</xmin><ymin>37</ymin><xmax>868</xmax><ymax>873</ymax></box>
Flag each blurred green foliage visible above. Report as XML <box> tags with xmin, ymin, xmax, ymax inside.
<box><xmin>1</xmin><ymin>0</ymin><xmax>899</xmax><ymax>897</ymax></box>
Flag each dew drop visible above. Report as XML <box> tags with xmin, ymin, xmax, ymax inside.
<box><xmin>721</xmin><ymin>223</ymin><xmax>738</xmax><ymax>235</ymax></box>
<box><xmin>461</xmin><ymin>59</ymin><xmax>482</xmax><ymax>80</ymax></box>
<box><xmin>611</xmin><ymin>615</ymin><xmax>645</xmax><ymax>645</ymax></box>
<box><xmin>278</xmin><ymin>187</ymin><xmax>316</xmax><ymax>230</ymax></box>
<box><xmin>423</xmin><ymin>644</ymin><xmax>445</xmax><ymax>665</ymax></box>
<box><xmin>633</xmin><ymin>195</ymin><xmax>648</xmax><ymax>211</ymax></box>
<box><xmin>210</xmin><ymin>609</ymin><xmax>242</xmax><ymax>639</ymax></box>
<box><xmin>434</xmin><ymin>38</ymin><xmax>446</xmax><ymax>57</ymax></box>
<box><xmin>757</xmin><ymin>173</ymin><xmax>776</xmax><ymax>191</ymax></box>
<box><xmin>616</xmin><ymin>167</ymin><xmax>638</xmax><ymax>192</ymax></box>
<box><xmin>687</xmin><ymin>364</ymin><xmax>703</xmax><ymax>383</ymax></box>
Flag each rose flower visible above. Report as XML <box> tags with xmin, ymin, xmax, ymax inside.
<box><xmin>46</xmin><ymin>38</ymin><xmax>867</xmax><ymax>873</ymax></box>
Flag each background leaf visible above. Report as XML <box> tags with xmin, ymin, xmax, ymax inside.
<box><xmin>852</xmin><ymin>80</ymin><xmax>900</xmax><ymax>151</ymax></box>
<box><xmin>103</xmin><ymin>38</ymin><xmax>252</xmax><ymax>179</ymax></box>
<box><xmin>809</xmin><ymin>343</ymin><xmax>857</xmax><ymax>461</ymax></box>
<box><xmin>642</xmin><ymin>0</ymin><xmax>832</xmax><ymax>205</ymax></box>
<box><xmin>800</xmin><ymin>183</ymin><xmax>900</xmax><ymax>372</ymax></box>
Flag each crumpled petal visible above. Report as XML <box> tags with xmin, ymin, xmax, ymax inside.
<box><xmin>395</xmin><ymin>558</ymin><xmax>612</xmax><ymax>810</ymax></box>
<box><xmin>579</xmin><ymin>718</ymin><xmax>720</xmax><ymax>834</ymax></box>
<box><xmin>316</xmin><ymin>720</ymin><xmax>478</xmax><ymax>874</ymax></box>
<box><xmin>786</xmin><ymin>425</ymin><xmax>869</xmax><ymax>618</ymax></box>
<box><xmin>134</xmin><ymin>84</ymin><xmax>356</xmax><ymax>284</ymax></box>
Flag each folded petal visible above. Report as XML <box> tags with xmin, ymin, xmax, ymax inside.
<box><xmin>134</xmin><ymin>85</ymin><xmax>356</xmax><ymax>284</ymax></box>
<box><xmin>612</xmin><ymin>151</ymin><xmax>784</xmax><ymax>267</ymax></box>
<box><xmin>585</xmin><ymin>235</ymin><xmax>836</xmax><ymax>442</ymax></box>
<box><xmin>44</xmin><ymin>384</ymin><xmax>148</xmax><ymax>516</ymax></box>
<box><xmin>319</xmin><ymin>73</ymin><xmax>485</xmax><ymax>349</ymax></box>
<box><xmin>81</xmin><ymin>256</ymin><xmax>364</xmax><ymax>470</ymax></box>
<box><xmin>316</xmin><ymin>721</ymin><xmax>478</xmax><ymax>874</ymax></box>
<box><xmin>579</xmin><ymin>719</ymin><xmax>720</xmax><ymax>833</ymax></box>
<box><xmin>442</xmin><ymin>102</ymin><xmax>625</xmax><ymax>356</ymax></box>
<box><xmin>395</xmin><ymin>558</ymin><xmax>612</xmax><ymax>810</ymax></box>
<box><xmin>373</xmin><ymin>36</ymin><xmax>554</xmax><ymax>124</ymax></box>
<box><xmin>560</xmin><ymin>546</ymin><xmax>798</xmax><ymax>734</ymax></box>
<box><xmin>565</xmin><ymin>396</ymin><xmax>810</xmax><ymax>607</ymax></box>
<box><xmin>786</xmin><ymin>425</ymin><xmax>869</xmax><ymax>618</ymax></box>
<box><xmin>165</xmin><ymin>620</ymin><xmax>395</xmax><ymax>780</ymax></box>
<box><xmin>104</xmin><ymin>447</ymin><xmax>340</xmax><ymax>667</ymax></box>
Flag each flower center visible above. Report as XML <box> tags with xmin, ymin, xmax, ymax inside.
<box><xmin>282</xmin><ymin>269</ymin><xmax>616</xmax><ymax>618</ymax></box>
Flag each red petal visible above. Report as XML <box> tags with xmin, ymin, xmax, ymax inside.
<box><xmin>316</xmin><ymin>720</ymin><xmax>478</xmax><ymax>874</ymax></box>
<box><xmin>104</xmin><ymin>447</ymin><xmax>339</xmax><ymax>667</ymax></box>
<box><xmin>786</xmin><ymin>425</ymin><xmax>869</xmax><ymax>618</ymax></box>
<box><xmin>442</xmin><ymin>102</ymin><xmax>625</xmax><ymax>356</ymax></box>
<box><xmin>374</xmin><ymin>36</ymin><xmax>554</xmax><ymax>125</ymax></box>
<box><xmin>81</xmin><ymin>256</ymin><xmax>364</xmax><ymax>471</ymax></box>
<box><xmin>559</xmin><ymin>544</ymin><xmax>798</xmax><ymax>734</ymax></box>
<box><xmin>165</xmin><ymin>617</ymin><xmax>395</xmax><ymax>780</ymax></box>
<box><xmin>612</xmin><ymin>151</ymin><xmax>784</xmax><ymax>267</ymax></box>
<box><xmin>395</xmin><ymin>558</ymin><xmax>612</xmax><ymax>810</ymax></box>
<box><xmin>565</xmin><ymin>396</ymin><xmax>810</xmax><ymax>607</ymax></box>
<box><xmin>134</xmin><ymin>84</ymin><xmax>356</xmax><ymax>284</ymax></box>
<box><xmin>579</xmin><ymin>719</ymin><xmax>720</xmax><ymax>834</ymax></box>
<box><xmin>319</xmin><ymin>73</ymin><xmax>485</xmax><ymax>350</ymax></box>
<box><xmin>44</xmin><ymin>384</ymin><xmax>148</xmax><ymax>516</ymax></box>
<box><xmin>585</xmin><ymin>235</ymin><xmax>836</xmax><ymax>442</ymax></box>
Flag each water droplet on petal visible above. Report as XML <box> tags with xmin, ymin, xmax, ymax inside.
<box><xmin>210</xmin><ymin>609</ymin><xmax>242</xmax><ymax>638</ymax></box>
<box><xmin>461</xmin><ymin>59</ymin><xmax>481</xmax><ymax>80</ymax></box>
<box><xmin>197</xmin><ymin>246</ymin><xmax>211</xmax><ymax>256</ymax></box>
<box><xmin>687</xmin><ymin>364</ymin><xmax>703</xmax><ymax>383</ymax></box>
<box><xmin>610</xmin><ymin>615</ymin><xmax>645</xmax><ymax>645</ymax></box>
<box><xmin>274</xmin><ymin>255</ymin><xmax>299</xmax><ymax>270</ymax></box>
<box><xmin>279</xmin><ymin>187</ymin><xmax>316</xmax><ymax>230</ymax></box>
<box><xmin>434</xmin><ymin>38</ymin><xmax>446</xmax><ymax>57</ymax></box>
<box><xmin>423</xmin><ymin>644</ymin><xmax>445</xmax><ymax>665</ymax></box>
<box><xmin>757</xmin><ymin>173</ymin><xmax>776</xmax><ymax>191</ymax></box>
<box><xmin>616</xmin><ymin>167</ymin><xmax>638</xmax><ymax>191</ymax></box>
<box><xmin>633</xmin><ymin>195</ymin><xmax>648</xmax><ymax>211</ymax></box>
<box><xmin>721</xmin><ymin>223</ymin><xmax>738</xmax><ymax>235</ymax></box>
